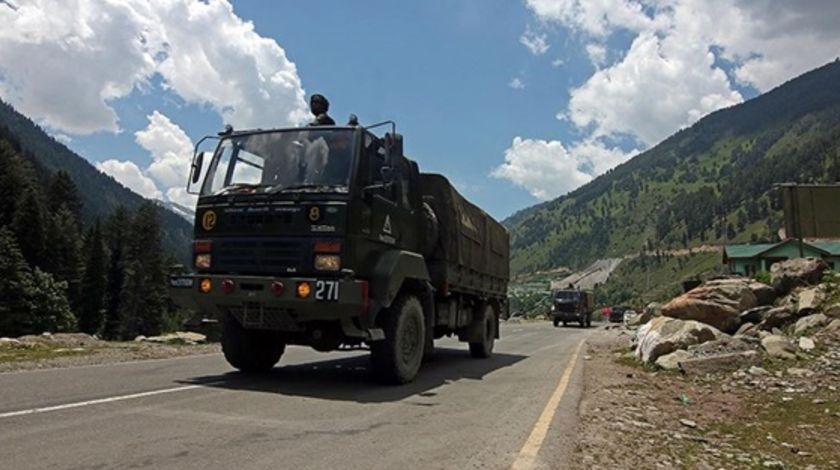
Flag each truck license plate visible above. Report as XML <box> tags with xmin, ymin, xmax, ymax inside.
<box><xmin>315</xmin><ymin>280</ymin><xmax>339</xmax><ymax>301</ymax></box>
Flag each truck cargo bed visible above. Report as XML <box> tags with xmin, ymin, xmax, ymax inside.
<box><xmin>420</xmin><ymin>173</ymin><xmax>509</xmax><ymax>297</ymax></box>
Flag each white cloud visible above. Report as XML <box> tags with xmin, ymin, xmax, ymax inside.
<box><xmin>501</xmin><ymin>0</ymin><xmax>840</xmax><ymax>200</ymax></box>
<box><xmin>492</xmin><ymin>137</ymin><xmax>635</xmax><ymax>200</ymax></box>
<box><xmin>509</xmin><ymin>77</ymin><xmax>526</xmax><ymax>90</ymax></box>
<box><xmin>551</xmin><ymin>58</ymin><xmax>565</xmax><ymax>67</ymax></box>
<box><xmin>101</xmin><ymin>110</ymin><xmax>198</xmax><ymax>207</ymax></box>
<box><xmin>165</xmin><ymin>187</ymin><xmax>197</xmax><ymax>210</ymax></box>
<box><xmin>520</xmin><ymin>28</ymin><xmax>550</xmax><ymax>55</ymax></box>
<box><xmin>584</xmin><ymin>43</ymin><xmax>607</xmax><ymax>68</ymax></box>
<box><xmin>96</xmin><ymin>159</ymin><xmax>162</xmax><ymax>200</ymax></box>
<box><xmin>0</xmin><ymin>0</ymin><xmax>308</xmax><ymax>135</ymax></box>
<box><xmin>136</xmin><ymin>111</ymin><xmax>194</xmax><ymax>189</ymax></box>
<box><xmin>569</xmin><ymin>31</ymin><xmax>743</xmax><ymax>146</ymax></box>
<box><xmin>525</xmin><ymin>0</ymin><xmax>654</xmax><ymax>37</ymax></box>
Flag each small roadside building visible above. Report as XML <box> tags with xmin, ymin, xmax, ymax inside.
<box><xmin>723</xmin><ymin>239</ymin><xmax>840</xmax><ymax>276</ymax></box>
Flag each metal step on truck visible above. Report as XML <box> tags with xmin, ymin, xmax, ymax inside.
<box><xmin>168</xmin><ymin>115</ymin><xmax>509</xmax><ymax>384</ymax></box>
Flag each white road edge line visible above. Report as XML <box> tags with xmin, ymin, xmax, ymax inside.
<box><xmin>0</xmin><ymin>385</ymin><xmax>203</xmax><ymax>419</ymax></box>
<box><xmin>510</xmin><ymin>339</ymin><xmax>585</xmax><ymax>470</ymax></box>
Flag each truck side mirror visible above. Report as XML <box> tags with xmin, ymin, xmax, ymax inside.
<box><xmin>191</xmin><ymin>152</ymin><xmax>205</xmax><ymax>184</ymax></box>
<box><xmin>384</xmin><ymin>132</ymin><xmax>403</xmax><ymax>161</ymax></box>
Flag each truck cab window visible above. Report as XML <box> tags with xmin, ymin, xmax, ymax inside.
<box><xmin>365</xmin><ymin>135</ymin><xmax>397</xmax><ymax>202</ymax></box>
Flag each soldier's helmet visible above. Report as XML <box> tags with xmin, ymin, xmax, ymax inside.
<box><xmin>310</xmin><ymin>94</ymin><xmax>330</xmax><ymax>115</ymax></box>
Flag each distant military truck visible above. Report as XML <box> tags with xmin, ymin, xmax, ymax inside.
<box><xmin>550</xmin><ymin>288</ymin><xmax>593</xmax><ymax>327</ymax></box>
<box><xmin>168</xmin><ymin>121</ymin><xmax>509</xmax><ymax>384</ymax></box>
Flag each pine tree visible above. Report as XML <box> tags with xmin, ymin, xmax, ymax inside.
<box><xmin>0</xmin><ymin>227</ymin><xmax>75</xmax><ymax>336</ymax></box>
<box><xmin>125</xmin><ymin>202</ymin><xmax>167</xmax><ymax>337</ymax></box>
<box><xmin>0</xmin><ymin>227</ymin><xmax>35</xmax><ymax>336</ymax></box>
<box><xmin>47</xmin><ymin>171</ymin><xmax>83</xmax><ymax>224</ymax></box>
<box><xmin>78</xmin><ymin>221</ymin><xmax>108</xmax><ymax>335</ymax></box>
<box><xmin>43</xmin><ymin>204</ymin><xmax>83</xmax><ymax>306</ymax></box>
<box><xmin>102</xmin><ymin>207</ymin><xmax>129</xmax><ymax>340</ymax></box>
<box><xmin>0</xmin><ymin>141</ymin><xmax>31</xmax><ymax>226</ymax></box>
<box><xmin>12</xmin><ymin>187</ymin><xmax>46</xmax><ymax>268</ymax></box>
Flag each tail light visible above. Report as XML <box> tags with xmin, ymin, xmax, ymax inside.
<box><xmin>313</xmin><ymin>241</ymin><xmax>341</xmax><ymax>253</ymax></box>
<box><xmin>271</xmin><ymin>281</ymin><xmax>285</xmax><ymax>296</ymax></box>
<box><xmin>193</xmin><ymin>240</ymin><xmax>212</xmax><ymax>253</ymax></box>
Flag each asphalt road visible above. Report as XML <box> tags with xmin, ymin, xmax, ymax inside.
<box><xmin>0</xmin><ymin>322</ymin><xmax>592</xmax><ymax>470</ymax></box>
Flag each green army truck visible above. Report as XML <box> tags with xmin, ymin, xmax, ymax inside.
<box><xmin>168</xmin><ymin>122</ymin><xmax>509</xmax><ymax>384</ymax></box>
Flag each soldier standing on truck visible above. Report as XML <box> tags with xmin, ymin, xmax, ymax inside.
<box><xmin>308</xmin><ymin>94</ymin><xmax>336</xmax><ymax>126</ymax></box>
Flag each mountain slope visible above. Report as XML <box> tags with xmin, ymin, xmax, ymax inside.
<box><xmin>506</xmin><ymin>59</ymin><xmax>840</xmax><ymax>274</ymax></box>
<box><xmin>0</xmin><ymin>100</ymin><xmax>192</xmax><ymax>262</ymax></box>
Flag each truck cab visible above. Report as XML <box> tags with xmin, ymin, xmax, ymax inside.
<box><xmin>550</xmin><ymin>288</ymin><xmax>593</xmax><ymax>328</ymax></box>
<box><xmin>169</xmin><ymin>123</ymin><xmax>509</xmax><ymax>384</ymax></box>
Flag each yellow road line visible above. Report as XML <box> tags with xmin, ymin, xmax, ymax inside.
<box><xmin>511</xmin><ymin>339</ymin><xmax>585</xmax><ymax>470</ymax></box>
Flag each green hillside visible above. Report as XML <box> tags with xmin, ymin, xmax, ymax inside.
<box><xmin>506</xmin><ymin>60</ymin><xmax>840</xmax><ymax>275</ymax></box>
<box><xmin>0</xmin><ymin>100</ymin><xmax>192</xmax><ymax>263</ymax></box>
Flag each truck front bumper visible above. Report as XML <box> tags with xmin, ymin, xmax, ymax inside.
<box><xmin>168</xmin><ymin>274</ymin><xmax>379</xmax><ymax>339</ymax></box>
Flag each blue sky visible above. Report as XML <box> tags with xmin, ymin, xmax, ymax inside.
<box><xmin>2</xmin><ymin>0</ymin><xmax>839</xmax><ymax>219</ymax></box>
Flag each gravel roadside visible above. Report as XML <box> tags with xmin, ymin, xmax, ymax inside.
<box><xmin>572</xmin><ymin>327</ymin><xmax>840</xmax><ymax>469</ymax></box>
<box><xmin>0</xmin><ymin>333</ymin><xmax>220</xmax><ymax>373</ymax></box>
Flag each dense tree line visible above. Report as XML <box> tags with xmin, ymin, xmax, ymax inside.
<box><xmin>0</xmin><ymin>133</ymin><xmax>184</xmax><ymax>339</ymax></box>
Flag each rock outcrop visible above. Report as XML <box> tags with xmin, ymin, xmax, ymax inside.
<box><xmin>635</xmin><ymin>317</ymin><xmax>721</xmax><ymax>363</ymax></box>
<box><xmin>661</xmin><ymin>278</ymin><xmax>772</xmax><ymax>333</ymax></box>
<box><xmin>770</xmin><ymin>257</ymin><xmax>828</xmax><ymax>295</ymax></box>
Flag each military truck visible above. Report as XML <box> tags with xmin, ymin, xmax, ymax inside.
<box><xmin>550</xmin><ymin>288</ymin><xmax>593</xmax><ymax>328</ymax></box>
<box><xmin>168</xmin><ymin>122</ymin><xmax>509</xmax><ymax>384</ymax></box>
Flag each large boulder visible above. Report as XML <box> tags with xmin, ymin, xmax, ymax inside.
<box><xmin>655</xmin><ymin>349</ymin><xmax>693</xmax><ymax>370</ymax></box>
<box><xmin>635</xmin><ymin>316</ymin><xmax>722</xmax><ymax>363</ymax></box>
<box><xmin>770</xmin><ymin>257</ymin><xmax>828</xmax><ymax>295</ymax></box>
<box><xmin>661</xmin><ymin>278</ymin><xmax>769</xmax><ymax>333</ymax></box>
<box><xmin>739</xmin><ymin>306</ymin><xmax>772</xmax><ymax>325</ymax></box>
<box><xmin>758</xmin><ymin>306</ymin><xmax>798</xmax><ymax>331</ymax></box>
<box><xmin>796</xmin><ymin>287</ymin><xmax>826</xmax><ymax>316</ymax></box>
<box><xmin>794</xmin><ymin>313</ymin><xmax>831</xmax><ymax>335</ymax></box>
<box><xmin>761</xmin><ymin>335</ymin><xmax>796</xmax><ymax>360</ymax></box>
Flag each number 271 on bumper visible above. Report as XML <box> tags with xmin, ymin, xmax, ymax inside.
<box><xmin>315</xmin><ymin>280</ymin><xmax>339</xmax><ymax>301</ymax></box>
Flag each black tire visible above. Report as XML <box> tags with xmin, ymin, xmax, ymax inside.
<box><xmin>552</xmin><ymin>319</ymin><xmax>559</xmax><ymax>327</ymax></box>
<box><xmin>221</xmin><ymin>314</ymin><xmax>285</xmax><ymax>373</ymax></box>
<box><xmin>469</xmin><ymin>305</ymin><xmax>496</xmax><ymax>358</ymax></box>
<box><xmin>370</xmin><ymin>294</ymin><xmax>425</xmax><ymax>384</ymax></box>
<box><xmin>562</xmin><ymin>321</ymin><xmax>568</xmax><ymax>327</ymax></box>
<box><xmin>586</xmin><ymin>315</ymin><xmax>592</xmax><ymax>328</ymax></box>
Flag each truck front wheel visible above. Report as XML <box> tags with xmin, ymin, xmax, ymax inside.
<box><xmin>221</xmin><ymin>314</ymin><xmax>285</xmax><ymax>373</ymax></box>
<box><xmin>370</xmin><ymin>294</ymin><xmax>425</xmax><ymax>385</ymax></box>
<box><xmin>469</xmin><ymin>305</ymin><xmax>496</xmax><ymax>358</ymax></box>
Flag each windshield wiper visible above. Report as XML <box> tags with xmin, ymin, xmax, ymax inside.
<box><xmin>270</xmin><ymin>184</ymin><xmax>347</xmax><ymax>194</ymax></box>
<box><xmin>214</xmin><ymin>183</ymin><xmax>263</xmax><ymax>195</ymax></box>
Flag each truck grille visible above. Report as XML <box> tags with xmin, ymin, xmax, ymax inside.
<box><xmin>214</xmin><ymin>238</ymin><xmax>306</xmax><ymax>275</ymax></box>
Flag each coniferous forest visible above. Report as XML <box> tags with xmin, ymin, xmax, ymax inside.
<box><xmin>0</xmin><ymin>126</ymin><xmax>186</xmax><ymax>339</ymax></box>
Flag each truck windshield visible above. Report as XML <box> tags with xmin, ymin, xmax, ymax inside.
<box><xmin>201</xmin><ymin>129</ymin><xmax>355</xmax><ymax>196</ymax></box>
<box><xmin>555</xmin><ymin>291</ymin><xmax>580</xmax><ymax>301</ymax></box>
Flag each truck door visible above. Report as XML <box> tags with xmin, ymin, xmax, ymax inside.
<box><xmin>361</xmin><ymin>134</ymin><xmax>416</xmax><ymax>251</ymax></box>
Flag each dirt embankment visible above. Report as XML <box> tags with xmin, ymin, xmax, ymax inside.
<box><xmin>0</xmin><ymin>333</ymin><xmax>219</xmax><ymax>373</ymax></box>
<box><xmin>573</xmin><ymin>327</ymin><xmax>840</xmax><ymax>469</ymax></box>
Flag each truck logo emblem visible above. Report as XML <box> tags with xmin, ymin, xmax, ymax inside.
<box><xmin>201</xmin><ymin>210</ymin><xmax>217</xmax><ymax>231</ymax></box>
<box><xmin>383</xmin><ymin>215</ymin><xmax>392</xmax><ymax>235</ymax></box>
<box><xmin>308</xmin><ymin>206</ymin><xmax>321</xmax><ymax>222</ymax></box>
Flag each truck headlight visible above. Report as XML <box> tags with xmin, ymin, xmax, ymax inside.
<box><xmin>195</xmin><ymin>254</ymin><xmax>211</xmax><ymax>269</ymax></box>
<box><xmin>314</xmin><ymin>254</ymin><xmax>341</xmax><ymax>271</ymax></box>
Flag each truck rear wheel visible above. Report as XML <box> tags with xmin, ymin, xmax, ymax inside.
<box><xmin>469</xmin><ymin>305</ymin><xmax>496</xmax><ymax>358</ymax></box>
<box><xmin>221</xmin><ymin>314</ymin><xmax>285</xmax><ymax>373</ymax></box>
<box><xmin>370</xmin><ymin>294</ymin><xmax>425</xmax><ymax>385</ymax></box>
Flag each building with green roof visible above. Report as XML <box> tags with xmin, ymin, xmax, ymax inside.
<box><xmin>723</xmin><ymin>239</ymin><xmax>840</xmax><ymax>276</ymax></box>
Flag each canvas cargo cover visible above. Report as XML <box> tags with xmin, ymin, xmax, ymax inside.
<box><xmin>420</xmin><ymin>173</ymin><xmax>509</xmax><ymax>296</ymax></box>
